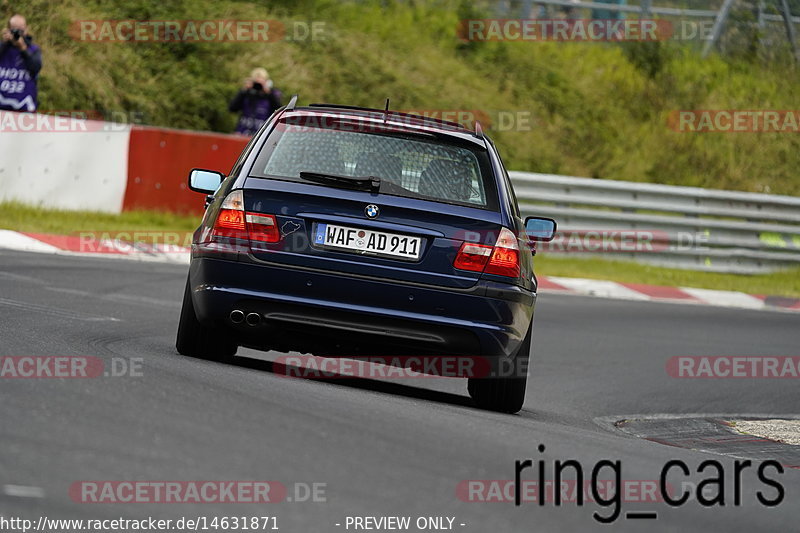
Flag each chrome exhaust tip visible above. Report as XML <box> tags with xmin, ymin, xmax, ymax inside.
<box><xmin>230</xmin><ymin>310</ymin><xmax>245</xmax><ymax>324</ymax></box>
<box><xmin>245</xmin><ymin>312</ymin><xmax>261</xmax><ymax>326</ymax></box>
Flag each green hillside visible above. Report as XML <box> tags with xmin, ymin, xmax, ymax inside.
<box><xmin>18</xmin><ymin>0</ymin><xmax>800</xmax><ymax>195</ymax></box>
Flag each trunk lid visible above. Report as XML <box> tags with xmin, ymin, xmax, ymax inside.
<box><xmin>242</xmin><ymin>177</ymin><xmax>504</xmax><ymax>289</ymax></box>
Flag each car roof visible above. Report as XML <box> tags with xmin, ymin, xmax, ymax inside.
<box><xmin>282</xmin><ymin>104</ymin><xmax>490</xmax><ymax>148</ymax></box>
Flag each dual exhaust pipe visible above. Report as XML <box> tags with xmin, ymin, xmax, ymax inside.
<box><xmin>230</xmin><ymin>309</ymin><xmax>261</xmax><ymax>326</ymax></box>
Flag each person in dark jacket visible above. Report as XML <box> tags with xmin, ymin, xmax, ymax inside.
<box><xmin>229</xmin><ymin>68</ymin><xmax>282</xmax><ymax>136</ymax></box>
<box><xmin>0</xmin><ymin>14</ymin><xmax>42</xmax><ymax>112</ymax></box>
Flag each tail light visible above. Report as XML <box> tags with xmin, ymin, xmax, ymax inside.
<box><xmin>212</xmin><ymin>190</ymin><xmax>280</xmax><ymax>244</ymax></box>
<box><xmin>212</xmin><ymin>190</ymin><xmax>247</xmax><ymax>240</ymax></box>
<box><xmin>453</xmin><ymin>243</ymin><xmax>493</xmax><ymax>272</ymax></box>
<box><xmin>454</xmin><ymin>227</ymin><xmax>520</xmax><ymax>278</ymax></box>
<box><xmin>245</xmin><ymin>212</ymin><xmax>280</xmax><ymax>243</ymax></box>
<box><xmin>485</xmin><ymin>227</ymin><xmax>520</xmax><ymax>278</ymax></box>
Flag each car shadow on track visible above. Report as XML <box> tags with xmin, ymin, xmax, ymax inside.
<box><xmin>228</xmin><ymin>354</ymin><xmax>478</xmax><ymax>409</ymax></box>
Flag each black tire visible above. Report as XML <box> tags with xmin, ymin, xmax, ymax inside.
<box><xmin>467</xmin><ymin>321</ymin><xmax>532</xmax><ymax>414</ymax></box>
<box><xmin>176</xmin><ymin>277</ymin><xmax>238</xmax><ymax>361</ymax></box>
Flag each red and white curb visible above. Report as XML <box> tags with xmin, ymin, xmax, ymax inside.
<box><xmin>1</xmin><ymin>229</ymin><xmax>799</xmax><ymax>312</ymax></box>
<box><xmin>0</xmin><ymin>230</ymin><xmax>189</xmax><ymax>264</ymax></box>
<box><xmin>539</xmin><ymin>276</ymin><xmax>800</xmax><ymax>312</ymax></box>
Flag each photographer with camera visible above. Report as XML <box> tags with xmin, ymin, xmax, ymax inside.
<box><xmin>229</xmin><ymin>67</ymin><xmax>282</xmax><ymax>136</ymax></box>
<box><xmin>0</xmin><ymin>14</ymin><xmax>41</xmax><ymax>112</ymax></box>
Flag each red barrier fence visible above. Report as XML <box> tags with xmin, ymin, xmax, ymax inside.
<box><xmin>124</xmin><ymin>126</ymin><xmax>248</xmax><ymax>214</ymax></box>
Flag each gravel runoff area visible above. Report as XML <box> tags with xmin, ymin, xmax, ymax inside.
<box><xmin>732</xmin><ymin>419</ymin><xmax>800</xmax><ymax>445</ymax></box>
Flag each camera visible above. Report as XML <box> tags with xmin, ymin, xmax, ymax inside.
<box><xmin>251</xmin><ymin>82</ymin><xmax>264</xmax><ymax>92</ymax></box>
<box><xmin>10</xmin><ymin>28</ymin><xmax>23</xmax><ymax>41</ymax></box>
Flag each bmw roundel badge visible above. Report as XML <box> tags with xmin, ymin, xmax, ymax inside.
<box><xmin>365</xmin><ymin>204</ymin><xmax>380</xmax><ymax>219</ymax></box>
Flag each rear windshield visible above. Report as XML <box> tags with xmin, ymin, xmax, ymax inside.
<box><xmin>250</xmin><ymin>118</ymin><xmax>498</xmax><ymax>209</ymax></box>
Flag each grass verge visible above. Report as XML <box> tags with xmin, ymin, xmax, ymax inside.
<box><xmin>0</xmin><ymin>202</ymin><xmax>198</xmax><ymax>236</ymax></box>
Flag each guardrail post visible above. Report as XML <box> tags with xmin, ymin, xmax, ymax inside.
<box><xmin>779</xmin><ymin>0</ymin><xmax>800</xmax><ymax>63</ymax></box>
<box><xmin>640</xmin><ymin>0</ymin><xmax>652</xmax><ymax>18</ymax></box>
<box><xmin>756</xmin><ymin>1</ymin><xmax>767</xmax><ymax>49</ymax></box>
<box><xmin>702</xmin><ymin>0</ymin><xmax>735</xmax><ymax>58</ymax></box>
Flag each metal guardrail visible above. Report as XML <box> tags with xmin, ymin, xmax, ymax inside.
<box><xmin>508</xmin><ymin>0</ymin><xmax>800</xmax><ymax>24</ymax></box>
<box><xmin>490</xmin><ymin>0</ymin><xmax>800</xmax><ymax>61</ymax></box>
<box><xmin>509</xmin><ymin>171</ymin><xmax>800</xmax><ymax>273</ymax></box>
<box><xmin>520</xmin><ymin>0</ymin><xmax>718</xmax><ymax>18</ymax></box>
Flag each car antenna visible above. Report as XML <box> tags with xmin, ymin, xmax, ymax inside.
<box><xmin>475</xmin><ymin>120</ymin><xmax>490</xmax><ymax>149</ymax></box>
<box><xmin>383</xmin><ymin>98</ymin><xmax>390</xmax><ymax>123</ymax></box>
<box><xmin>270</xmin><ymin>94</ymin><xmax>298</xmax><ymax>127</ymax></box>
<box><xmin>475</xmin><ymin>120</ymin><xmax>484</xmax><ymax>139</ymax></box>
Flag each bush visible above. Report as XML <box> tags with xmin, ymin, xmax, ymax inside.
<box><xmin>10</xmin><ymin>0</ymin><xmax>800</xmax><ymax>195</ymax></box>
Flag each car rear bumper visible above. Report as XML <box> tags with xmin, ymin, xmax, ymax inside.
<box><xmin>189</xmin><ymin>256</ymin><xmax>535</xmax><ymax>357</ymax></box>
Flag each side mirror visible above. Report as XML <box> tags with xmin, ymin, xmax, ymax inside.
<box><xmin>524</xmin><ymin>216</ymin><xmax>557</xmax><ymax>242</ymax></box>
<box><xmin>188</xmin><ymin>168</ymin><xmax>225</xmax><ymax>194</ymax></box>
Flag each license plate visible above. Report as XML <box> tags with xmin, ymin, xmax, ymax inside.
<box><xmin>313</xmin><ymin>223</ymin><xmax>422</xmax><ymax>260</ymax></box>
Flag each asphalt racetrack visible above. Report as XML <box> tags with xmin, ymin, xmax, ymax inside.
<box><xmin>1</xmin><ymin>249</ymin><xmax>798</xmax><ymax>532</ymax></box>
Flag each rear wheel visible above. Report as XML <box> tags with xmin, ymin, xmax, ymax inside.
<box><xmin>467</xmin><ymin>321</ymin><xmax>532</xmax><ymax>414</ymax></box>
<box><xmin>176</xmin><ymin>277</ymin><xmax>238</xmax><ymax>361</ymax></box>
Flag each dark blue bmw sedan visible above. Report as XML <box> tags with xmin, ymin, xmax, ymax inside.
<box><xmin>177</xmin><ymin>97</ymin><xmax>555</xmax><ymax>413</ymax></box>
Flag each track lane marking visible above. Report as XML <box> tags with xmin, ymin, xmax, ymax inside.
<box><xmin>0</xmin><ymin>297</ymin><xmax>121</xmax><ymax>322</ymax></box>
<box><xmin>45</xmin><ymin>287</ymin><xmax>179</xmax><ymax>308</ymax></box>
<box><xmin>2</xmin><ymin>485</ymin><xmax>45</xmax><ymax>498</ymax></box>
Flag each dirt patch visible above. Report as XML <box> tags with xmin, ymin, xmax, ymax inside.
<box><xmin>732</xmin><ymin>419</ymin><xmax>800</xmax><ymax>445</ymax></box>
